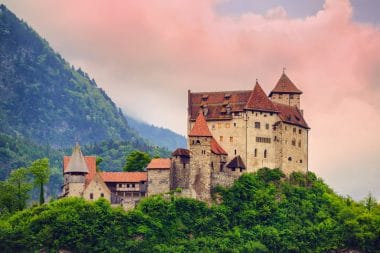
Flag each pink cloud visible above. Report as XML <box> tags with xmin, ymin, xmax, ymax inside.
<box><xmin>3</xmin><ymin>0</ymin><xmax>380</xmax><ymax>199</ymax></box>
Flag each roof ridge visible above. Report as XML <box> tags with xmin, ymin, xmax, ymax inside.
<box><xmin>245</xmin><ymin>81</ymin><xmax>278</xmax><ymax>112</ymax></box>
<box><xmin>189</xmin><ymin>113</ymin><xmax>213</xmax><ymax>137</ymax></box>
<box><xmin>270</xmin><ymin>73</ymin><xmax>302</xmax><ymax>96</ymax></box>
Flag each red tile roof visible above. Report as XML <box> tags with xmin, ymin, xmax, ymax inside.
<box><xmin>189</xmin><ymin>90</ymin><xmax>251</xmax><ymax>121</ymax></box>
<box><xmin>189</xmin><ymin>113</ymin><xmax>213</xmax><ymax>137</ymax></box>
<box><xmin>269</xmin><ymin>73</ymin><xmax>302</xmax><ymax>96</ymax></box>
<box><xmin>99</xmin><ymin>172</ymin><xmax>147</xmax><ymax>183</ymax></box>
<box><xmin>64</xmin><ymin>156</ymin><xmax>96</xmax><ymax>185</ymax></box>
<box><xmin>211</xmin><ymin>138</ymin><xmax>228</xmax><ymax>155</ymax></box>
<box><xmin>172</xmin><ymin>148</ymin><xmax>190</xmax><ymax>157</ymax></box>
<box><xmin>146</xmin><ymin>158</ymin><xmax>172</xmax><ymax>169</ymax></box>
<box><xmin>245</xmin><ymin>82</ymin><xmax>278</xmax><ymax>112</ymax></box>
<box><xmin>273</xmin><ymin>102</ymin><xmax>309</xmax><ymax>129</ymax></box>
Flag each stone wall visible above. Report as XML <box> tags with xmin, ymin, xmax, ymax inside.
<box><xmin>270</xmin><ymin>93</ymin><xmax>301</xmax><ymax>108</ymax></box>
<box><xmin>211</xmin><ymin>170</ymin><xmax>241</xmax><ymax>189</ymax></box>
<box><xmin>188</xmin><ymin>136</ymin><xmax>212</xmax><ymax>202</ymax></box>
<box><xmin>172</xmin><ymin>156</ymin><xmax>190</xmax><ymax>189</ymax></box>
<box><xmin>147</xmin><ymin>169</ymin><xmax>171</xmax><ymax>196</ymax></box>
<box><xmin>83</xmin><ymin>174</ymin><xmax>111</xmax><ymax>202</ymax></box>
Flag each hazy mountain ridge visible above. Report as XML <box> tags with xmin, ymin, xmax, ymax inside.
<box><xmin>125</xmin><ymin>114</ymin><xmax>186</xmax><ymax>151</ymax></box>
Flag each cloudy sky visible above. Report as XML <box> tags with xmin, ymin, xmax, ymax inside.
<box><xmin>2</xmin><ymin>0</ymin><xmax>379</xmax><ymax>200</ymax></box>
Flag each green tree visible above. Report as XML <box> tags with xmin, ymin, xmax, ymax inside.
<box><xmin>123</xmin><ymin>150</ymin><xmax>151</xmax><ymax>172</ymax></box>
<box><xmin>29</xmin><ymin>158</ymin><xmax>50</xmax><ymax>204</ymax></box>
<box><xmin>8</xmin><ymin>167</ymin><xmax>32</xmax><ymax>211</ymax></box>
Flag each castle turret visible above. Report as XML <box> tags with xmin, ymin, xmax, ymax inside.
<box><xmin>188</xmin><ymin>113</ymin><xmax>214</xmax><ymax>201</ymax></box>
<box><xmin>63</xmin><ymin>143</ymin><xmax>88</xmax><ymax>197</ymax></box>
<box><xmin>269</xmin><ymin>72</ymin><xmax>302</xmax><ymax>108</ymax></box>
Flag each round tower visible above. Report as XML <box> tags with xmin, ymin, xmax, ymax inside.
<box><xmin>63</xmin><ymin>143</ymin><xmax>89</xmax><ymax>197</ymax></box>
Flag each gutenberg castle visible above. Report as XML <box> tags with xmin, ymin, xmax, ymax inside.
<box><xmin>62</xmin><ymin>72</ymin><xmax>310</xmax><ymax>208</ymax></box>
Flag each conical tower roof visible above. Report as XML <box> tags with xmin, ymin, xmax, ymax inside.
<box><xmin>245</xmin><ymin>81</ymin><xmax>278</xmax><ymax>112</ymax></box>
<box><xmin>189</xmin><ymin>113</ymin><xmax>212</xmax><ymax>137</ymax></box>
<box><xmin>269</xmin><ymin>72</ymin><xmax>302</xmax><ymax>96</ymax></box>
<box><xmin>64</xmin><ymin>143</ymin><xmax>89</xmax><ymax>174</ymax></box>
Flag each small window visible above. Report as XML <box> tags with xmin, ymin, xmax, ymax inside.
<box><xmin>300</xmin><ymin>160</ymin><xmax>303</xmax><ymax>164</ymax></box>
<box><xmin>274</xmin><ymin>136</ymin><xmax>278</xmax><ymax>141</ymax></box>
<box><xmin>234</xmin><ymin>149</ymin><xmax>237</xmax><ymax>155</ymax></box>
<box><xmin>254</xmin><ymin>148</ymin><xmax>257</xmax><ymax>157</ymax></box>
<box><xmin>225</xmin><ymin>123</ymin><xmax>230</xmax><ymax>128</ymax></box>
<box><xmin>230</xmin><ymin>136</ymin><xmax>233</xmax><ymax>143</ymax></box>
<box><xmin>220</xmin><ymin>136</ymin><xmax>223</xmax><ymax>142</ymax></box>
<box><xmin>292</xmin><ymin>139</ymin><xmax>296</xmax><ymax>146</ymax></box>
<box><xmin>265</xmin><ymin>123</ymin><xmax>269</xmax><ymax>130</ymax></box>
<box><xmin>255</xmin><ymin>122</ymin><xmax>260</xmax><ymax>129</ymax></box>
<box><xmin>118</xmin><ymin>183</ymin><xmax>122</xmax><ymax>188</ymax></box>
<box><xmin>290</xmin><ymin>94</ymin><xmax>294</xmax><ymax>99</ymax></box>
<box><xmin>234</xmin><ymin>123</ymin><xmax>237</xmax><ymax>127</ymax></box>
<box><xmin>299</xmin><ymin>129</ymin><xmax>302</xmax><ymax>134</ymax></box>
<box><xmin>90</xmin><ymin>193</ymin><xmax>93</xmax><ymax>199</ymax></box>
<box><xmin>279</xmin><ymin>94</ymin><xmax>282</xmax><ymax>99</ymax></box>
<box><xmin>183</xmin><ymin>163</ymin><xmax>186</xmax><ymax>169</ymax></box>
<box><xmin>264</xmin><ymin>150</ymin><xmax>267</xmax><ymax>158</ymax></box>
<box><xmin>196</xmin><ymin>140</ymin><xmax>201</xmax><ymax>144</ymax></box>
<box><xmin>211</xmin><ymin>162</ymin><xmax>214</xmax><ymax>169</ymax></box>
<box><xmin>231</xmin><ymin>168</ymin><xmax>236</xmax><ymax>172</ymax></box>
<box><xmin>132</xmin><ymin>183</ymin><xmax>135</xmax><ymax>188</ymax></box>
<box><xmin>293</xmin><ymin>127</ymin><xmax>296</xmax><ymax>133</ymax></box>
<box><xmin>288</xmin><ymin>157</ymin><xmax>292</xmax><ymax>161</ymax></box>
<box><xmin>100</xmin><ymin>193</ymin><xmax>104</xmax><ymax>198</ymax></box>
<box><xmin>127</xmin><ymin>184</ymin><xmax>130</xmax><ymax>188</ymax></box>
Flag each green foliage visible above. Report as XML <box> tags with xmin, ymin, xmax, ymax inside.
<box><xmin>124</xmin><ymin>150</ymin><xmax>151</xmax><ymax>172</ymax></box>
<box><xmin>29</xmin><ymin>158</ymin><xmax>49</xmax><ymax>204</ymax></box>
<box><xmin>0</xmin><ymin>168</ymin><xmax>379</xmax><ymax>252</ymax></box>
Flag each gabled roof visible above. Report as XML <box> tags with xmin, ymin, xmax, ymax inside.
<box><xmin>64</xmin><ymin>143</ymin><xmax>89</xmax><ymax>174</ymax></box>
<box><xmin>211</xmin><ymin>138</ymin><xmax>228</xmax><ymax>155</ymax></box>
<box><xmin>189</xmin><ymin>90</ymin><xmax>252</xmax><ymax>121</ymax></box>
<box><xmin>172</xmin><ymin>148</ymin><xmax>190</xmax><ymax>157</ymax></box>
<box><xmin>273</xmin><ymin>102</ymin><xmax>309</xmax><ymax>129</ymax></box>
<box><xmin>245</xmin><ymin>81</ymin><xmax>278</xmax><ymax>112</ymax></box>
<box><xmin>99</xmin><ymin>172</ymin><xmax>147</xmax><ymax>183</ymax></box>
<box><xmin>189</xmin><ymin>113</ymin><xmax>212</xmax><ymax>137</ymax></box>
<box><xmin>226</xmin><ymin>155</ymin><xmax>246</xmax><ymax>169</ymax></box>
<box><xmin>147</xmin><ymin>158</ymin><xmax>171</xmax><ymax>170</ymax></box>
<box><xmin>269</xmin><ymin>73</ymin><xmax>302</xmax><ymax>96</ymax></box>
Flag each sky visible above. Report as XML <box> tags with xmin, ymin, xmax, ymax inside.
<box><xmin>1</xmin><ymin>0</ymin><xmax>379</xmax><ymax>200</ymax></box>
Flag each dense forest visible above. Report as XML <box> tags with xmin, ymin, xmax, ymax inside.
<box><xmin>0</xmin><ymin>168</ymin><xmax>379</xmax><ymax>252</ymax></box>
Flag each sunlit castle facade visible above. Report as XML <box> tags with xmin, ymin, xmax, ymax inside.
<box><xmin>186</xmin><ymin>72</ymin><xmax>310</xmax><ymax>175</ymax></box>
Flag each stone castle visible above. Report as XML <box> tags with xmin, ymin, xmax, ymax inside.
<box><xmin>62</xmin><ymin>72</ymin><xmax>309</xmax><ymax>208</ymax></box>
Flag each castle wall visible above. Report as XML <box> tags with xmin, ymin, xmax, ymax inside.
<box><xmin>270</xmin><ymin>93</ymin><xmax>300</xmax><ymax>108</ymax></box>
<box><xmin>147</xmin><ymin>169</ymin><xmax>171</xmax><ymax>196</ymax></box>
<box><xmin>211</xmin><ymin>171</ymin><xmax>240</xmax><ymax>189</ymax></box>
<box><xmin>278</xmin><ymin>123</ymin><xmax>308</xmax><ymax>175</ymax></box>
<box><xmin>188</xmin><ymin>136</ymin><xmax>212</xmax><ymax>202</ymax></box>
<box><xmin>64</xmin><ymin>174</ymin><xmax>86</xmax><ymax>197</ymax></box>
<box><xmin>246</xmin><ymin>111</ymin><xmax>280</xmax><ymax>172</ymax></box>
<box><xmin>172</xmin><ymin>156</ymin><xmax>190</xmax><ymax>189</ymax></box>
<box><xmin>83</xmin><ymin>175</ymin><xmax>111</xmax><ymax>201</ymax></box>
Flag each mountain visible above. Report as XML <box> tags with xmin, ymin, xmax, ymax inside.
<box><xmin>125</xmin><ymin>114</ymin><xmax>186</xmax><ymax>151</ymax></box>
<box><xmin>0</xmin><ymin>4</ymin><xmax>170</xmax><ymax>179</ymax></box>
<box><xmin>0</xmin><ymin>4</ymin><xmax>137</xmax><ymax>147</ymax></box>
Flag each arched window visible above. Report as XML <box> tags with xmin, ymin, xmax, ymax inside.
<box><xmin>264</xmin><ymin>150</ymin><xmax>267</xmax><ymax>158</ymax></box>
<box><xmin>254</xmin><ymin>148</ymin><xmax>257</xmax><ymax>157</ymax></box>
<box><xmin>196</xmin><ymin>140</ymin><xmax>201</xmax><ymax>144</ymax></box>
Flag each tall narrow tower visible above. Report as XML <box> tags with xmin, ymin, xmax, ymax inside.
<box><xmin>188</xmin><ymin>113</ymin><xmax>213</xmax><ymax>201</ymax></box>
<box><xmin>63</xmin><ymin>143</ymin><xmax>89</xmax><ymax>197</ymax></box>
<box><xmin>269</xmin><ymin>71</ymin><xmax>302</xmax><ymax>109</ymax></box>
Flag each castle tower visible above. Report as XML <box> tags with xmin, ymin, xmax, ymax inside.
<box><xmin>63</xmin><ymin>143</ymin><xmax>89</xmax><ymax>197</ymax></box>
<box><xmin>269</xmin><ymin>71</ymin><xmax>302</xmax><ymax>109</ymax></box>
<box><xmin>188</xmin><ymin>113</ymin><xmax>214</xmax><ymax>201</ymax></box>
